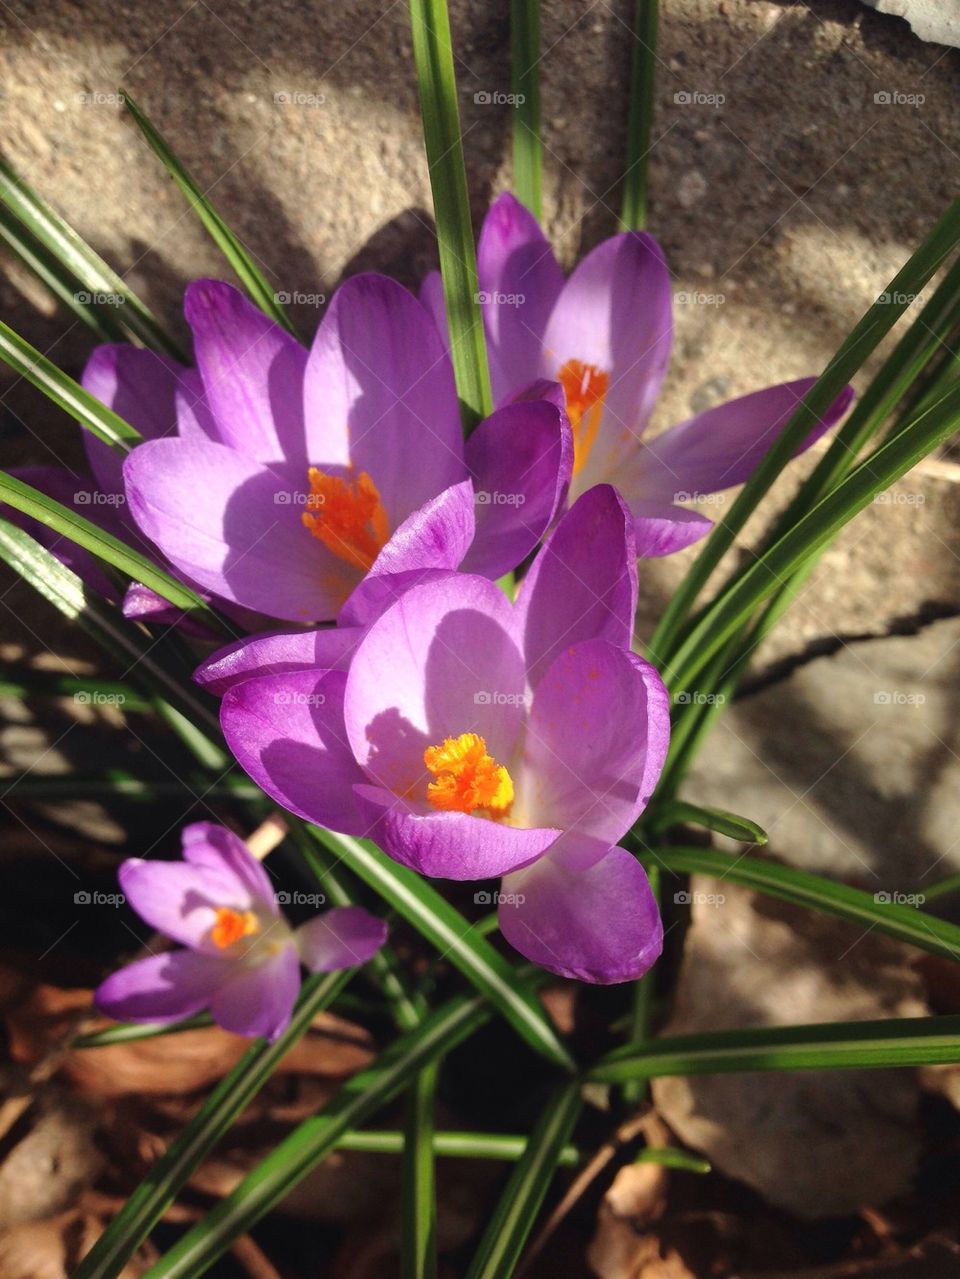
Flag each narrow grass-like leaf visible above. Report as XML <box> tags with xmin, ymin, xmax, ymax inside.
<box><xmin>0</xmin><ymin>156</ymin><xmax>185</xmax><ymax>358</ymax></box>
<box><xmin>310</xmin><ymin>827</ymin><xmax>575</xmax><ymax>1071</ymax></box>
<box><xmin>666</xmin><ymin>378</ymin><xmax>960</xmax><ymax>695</ymax></box>
<box><xmin>591</xmin><ymin>1014</ymin><xmax>960</xmax><ymax>1082</ymax></box>
<box><xmin>73</xmin><ymin>1014</ymin><xmax>214</xmax><ymax>1049</ymax></box>
<box><xmin>0</xmin><ymin>208</ymin><xmax>129</xmax><ymax>343</ymax></box>
<box><xmin>0</xmin><ymin>471</ymin><xmax>216</xmax><ymax>619</ymax></box>
<box><xmin>402</xmin><ymin>1063</ymin><xmax>439</xmax><ymax>1279</ymax></box>
<box><xmin>622</xmin><ymin>861</ymin><xmax>660</xmax><ymax>1105</ymax></box>
<box><xmin>649</xmin><ymin>199</ymin><xmax>960</xmax><ymax>664</ymax></box>
<box><xmin>638</xmin><ymin>845</ymin><xmax>960</xmax><ymax>962</ymax></box>
<box><xmin>0</xmin><ymin>519</ymin><xmax>222</xmax><ymax>737</ymax></box>
<box><xmin>409</xmin><ymin>0</ymin><xmax>493</xmax><ymax>427</ymax></box>
<box><xmin>143</xmin><ymin>992</ymin><xmax>491</xmax><ymax>1279</ymax></box>
<box><xmin>645</xmin><ymin>800</ymin><xmax>767</xmax><ymax>844</ymax></box>
<box><xmin>73</xmin><ymin>970</ymin><xmax>351</xmax><ymax>1279</ymax></box>
<box><xmin>465</xmin><ymin>1080</ymin><xmax>582</xmax><ymax>1279</ymax></box>
<box><xmin>620</xmin><ymin>0</ymin><xmax>659</xmax><ymax>231</ymax></box>
<box><xmin>511</xmin><ymin>0</ymin><xmax>542</xmax><ymax>218</ymax></box>
<box><xmin>636</xmin><ymin>1147</ymin><xmax>710</xmax><ymax>1173</ymax></box>
<box><xmin>0</xmin><ymin>320</ymin><xmax>141</xmax><ymax>449</ymax></box>
<box><xmin>334</xmin><ymin>1129</ymin><xmax>582</xmax><ymax>1164</ymax></box>
<box><xmin>121</xmin><ymin>92</ymin><xmax>295</xmax><ymax>337</ymax></box>
<box><xmin>925</xmin><ymin>872</ymin><xmax>960</xmax><ymax>904</ymax></box>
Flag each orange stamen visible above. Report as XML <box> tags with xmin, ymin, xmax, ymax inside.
<box><xmin>211</xmin><ymin>907</ymin><xmax>260</xmax><ymax>950</ymax></box>
<box><xmin>557</xmin><ymin>359</ymin><xmax>609</xmax><ymax>477</ymax></box>
<box><xmin>423</xmin><ymin>732</ymin><xmax>514</xmax><ymax>816</ymax></box>
<box><xmin>301</xmin><ymin>468</ymin><xmax>389</xmax><ymax>572</ymax></box>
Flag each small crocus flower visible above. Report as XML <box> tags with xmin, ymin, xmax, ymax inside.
<box><xmin>217</xmin><ymin>487</ymin><xmax>669</xmax><ymax>983</ymax></box>
<box><xmin>94</xmin><ymin>823</ymin><xmax>387</xmax><ymax>1040</ymax></box>
<box><xmin>110</xmin><ymin>275</ymin><xmax>570</xmax><ymax>623</ymax></box>
<box><xmin>421</xmin><ymin>192</ymin><xmax>854</xmax><ymax>555</ymax></box>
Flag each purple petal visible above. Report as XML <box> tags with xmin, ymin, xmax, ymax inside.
<box><xmin>520</xmin><ymin>640</ymin><xmax>670</xmax><ymax>858</ymax></box>
<box><xmin>343</xmin><ymin>575</ymin><xmax>526</xmax><ymax>800</ymax></box>
<box><xmin>514</xmin><ymin>485</ymin><xmax>638</xmax><ymax>687</ymax></box>
<box><xmin>123</xmin><ymin>437</ymin><xmax>357</xmax><ymax>622</ymax></box>
<box><xmin>477</xmin><ymin>193</ymin><xmax>564</xmax><ymax>403</ymax></box>
<box><xmin>221</xmin><ymin>669</ymin><xmax>369</xmax><ymax>835</ymax></box>
<box><xmin>121</xmin><ymin>582</ymin><xmax>218</xmax><ymax>639</ymax></box>
<box><xmin>194</xmin><ymin>625</ymin><xmax>363</xmax><ymax>696</ymax></box>
<box><xmin>180</xmin><ymin>822</ymin><xmax>278</xmax><ymax>915</ymax></box>
<box><xmin>543</xmin><ymin>232</ymin><xmax>673</xmax><ymax>495</ymax></box>
<box><xmin>460</xmin><ymin>398</ymin><xmax>573</xmax><ymax>579</ymax></box>
<box><xmin>174</xmin><ymin>368</ymin><xmax>220</xmax><ymax>444</ymax></box>
<box><xmin>498</xmin><ymin>844</ymin><xmax>662</xmax><ymax>983</ymax></box>
<box><xmin>296</xmin><ymin>906</ymin><xmax>388</xmax><ymax>971</ymax></box>
<box><xmin>81</xmin><ymin>345</ymin><xmax>189</xmax><ymax>494</ymax></box>
<box><xmin>303</xmin><ymin>274</ymin><xmax>464</xmax><ymax>525</ymax></box>
<box><xmin>210</xmin><ymin>944</ymin><xmax>301</xmax><ymax>1040</ymax></box>
<box><xmin>631</xmin><ymin>380</ymin><xmax>855</xmax><ymax>500</ymax></box>
<box><xmin>354</xmin><ymin>784</ymin><xmax>557</xmax><ymax>880</ymax></box>
<box><xmin>630</xmin><ymin>499</ymin><xmax>714</xmax><ymax>558</ymax></box>
<box><xmin>185</xmin><ymin>279</ymin><xmax>309</xmax><ymax>463</ymax></box>
<box><xmin>94</xmin><ymin>949</ymin><xmax>225</xmax><ymax>1024</ymax></box>
<box><xmin>117</xmin><ymin>859</ymin><xmax>222</xmax><ymax>949</ymax></box>
<box><xmin>419</xmin><ymin>270</ymin><xmax>449</xmax><ymax>351</ymax></box>
<box><xmin>339</xmin><ymin>481</ymin><xmax>476</xmax><ymax>627</ymax></box>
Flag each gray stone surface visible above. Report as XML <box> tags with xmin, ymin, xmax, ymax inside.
<box><xmin>862</xmin><ymin>0</ymin><xmax>960</xmax><ymax>47</ymax></box>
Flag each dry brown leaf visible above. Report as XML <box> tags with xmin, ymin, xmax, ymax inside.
<box><xmin>0</xmin><ymin>1211</ymin><xmax>146</xmax><ymax>1279</ymax></box>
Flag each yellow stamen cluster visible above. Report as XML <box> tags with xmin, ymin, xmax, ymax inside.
<box><xmin>558</xmin><ymin>358</ymin><xmax>610</xmax><ymax>477</ymax></box>
<box><xmin>210</xmin><ymin>907</ymin><xmax>260</xmax><ymax>950</ymax></box>
<box><xmin>301</xmin><ymin>467</ymin><xmax>389</xmax><ymax>571</ymax></box>
<box><xmin>423</xmin><ymin>732</ymin><xmax>514</xmax><ymax>816</ymax></box>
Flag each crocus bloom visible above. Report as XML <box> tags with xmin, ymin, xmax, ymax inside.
<box><xmin>95</xmin><ymin>823</ymin><xmax>387</xmax><ymax>1039</ymax></box>
<box><xmin>114</xmin><ymin>275</ymin><xmax>570</xmax><ymax>623</ymax></box>
<box><xmin>218</xmin><ymin>487</ymin><xmax>667</xmax><ymax>983</ymax></box>
<box><xmin>421</xmin><ymin>193</ymin><xmax>854</xmax><ymax>555</ymax></box>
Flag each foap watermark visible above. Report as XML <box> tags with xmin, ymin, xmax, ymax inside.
<box><xmin>474</xmin><ymin>690</ymin><xmax>532</xmax><ymax>707</ymax></box>
<box><xmin>475</xmin><ymin>490</ymin><xmax>526</xmax><ymax>506</ymax></box>
<box><xmin>274</xmin><ymin>90</ymin><xmax>326</xmax><ymax>108</ymax></box>
<box><xmin>874</xmin><ymin>490</ymin><xmax>925</xmax><ymax>505</ymax></box>
<box><xmin>74</xmin><ymin>690</ymin><xmax>126</xmax><ymax>707</ymax></box>
<box><xmin>273</xmin><ymin>690</ymin><xmax>326</xmax><ymax>706</ymax></box>
<box><xmin>76</xmin><ymin>91</ymin><xmax>125</xmax><ymax>108</ymax></box>
<box><xmin>874</xmin><ymin>90</ymin><xmax>924</xmax><ymax>107</ymax></box>
<box><xmin>674</xmin><ymin>290</ymin><xmax>726</xmax><ymax>307</ymax></box>
<box><xmin>74</xmin><ymin>890</ymin><xmax>126</xmax><ymax>906</ymax></box>
<box><xmin>75</xmin><ymin>489</ymin><xmax>126</xmax><ymax>506</ymax></box>
<box><xmin>75</xmin><ymin>290</ymin><xmax>126</xmax><ymax>308</ymax></box>
<box><xmin>475</xmin><ymin>290</ymin><xmax>525</xmax><ymax>308</ymax></box>
<box><xmin>275</xmin><ymin>490</ymin><xmax>313</xmax><ymax>506</ymax></box>
<box><xmin>674</xmin><ymin>690</ymin><xmax>726</xmax><ymax>706</ymax></box>
<box><xmin>674</xmin><ymin>890</ymin><xmax>725</xmax><ymax>907</ymax></box>
<box><xmin>876</xmin><ymin>289</ymin><xmax>926</xmax><ymax>306</ymax></box>
<box><xmin>874</xmin><ymin>890</ymin><xmax>925</xmax><ymax>907</ymax></box>
<box><xmin>474</xmin><ymin>890</ymin><xmax>526</xmax><ymax>906</ymax></box>
<box><xmin>276</xmin><ymin>890</ymin><xmax>326</xmax><ymax>907</ymax></box>
<box><xmin>473</xmin><ymin>91</ymin><xmax>525</xmax><ymax>107</ymax></box>
<box><xmin>673</xmin><ymin>490</ymin><xmax>726</xmax><ymax>506</ymax></box>
<box><xmin>673</xmin><ymin>90</ymin><xmax>725</xmax><ymax>108</ymax></box>
<box><xmin>274</xmin><ymin>291</ymin><xmax>326</xmax><ymax>307</ymax></box>
<box><xmin>873</xmin><ymin>690</ymin><xmax>926</xmax><ymax>706</ymax></box>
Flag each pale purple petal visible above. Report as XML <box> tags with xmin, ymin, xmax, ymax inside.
<box><xmin>94</xmin><ymin>950</ymin><xmax>226</xmax><ymax>1024</ymax></box>
<box><xmin>123</xmin><ymin>437</ymin><xmax>357</xmax><ymax>622</ymax></box>
<box><xmin>477</xmin><ymin>193</ymin><xmax>564</xmax><ymax>403</ymax></box>
<box><xmin>460</xmin><ymin>399</ymin><xmax>573</xmax><ymax>579</ymax></box>
<box><xmin>303</xmin><ymin>274</ymin><xmax>463</xmax><ymax>526</ymax></box>
<box><xmin>121</xmin><ymin>582</ymin><xmax>217</xmax><ymax>638</ymax></box>
<box><xmin>343</xmin><ymin>576</ymin><xmax>526</xmax><ymax>799</ymax></box>
<box><xmin>180</xmin><ymin>822</ymin><xmax>278</xmax><ymax>915</ymax></box>
<box><xmin>498</xmin><ymin>844</ymin><xmax>662</xmax><ymax>983</ymax></box>
<box><xmin>185</xmin><ymin>279</ymin><xmax>309</xmax><ymax>463</ymax></box>
<box><xmin>210</xmin><ymin>943</ymin><xmax>301</xmax><ymax>1040</ymax></box>
<box><xmin>174</xmin><ymin>368</ymin><xmax>220</xmax><ymax>443</ymax></box>
<box><xmin>514</xmin><ymin>485</ymin><xmax>637</xmax><ymax>687</ymax></box>
<box><xmin>117</xmin><ymin>858</ymin><xmax>222</xmax><ymax>949</ymax></box>
<box><xmin>81</xmin><ymin>345</ymin><xmax>188</xmax><ymax>494</ymax></box>
<box><xmin>296</xmin><ymin>906</ymin><xmax>388</xmax><ymax>971</ymax></box>
<box><xmin>544</xmin><ymin>232</ymin><xmax>673</xmax><ymax>494</ymax></box>
<box><xmin>194</xmin><ymin>626</ymin><xmax>362</xmax><ymax>696</ymax></box>
<box><xmin>630</xmin><ymin>500</ymin><xmax>714</xmax><ymax>558</ymax></box>
<box><xmin>354</xmin><ymin>784</ymin><xmax>557</xmax><ymax>880</ymax></box>
<box><xmin>519</xmin><ymin>640</ymin><xmax>670</xmax><ymax>859</ymax></box>
<box><xmin>630</xmin><ymin>380</ymin><xmax>855</xmax><ymax>500</ymax></box>
<box><xmin>339</xmin><ymin>481</ymin><xmax>476</xmax><ymax>627</ymax></box>
<box><xmin>221</xmin><ymin>669</ymin><xmax>369</xmax><ymax>835</ymax></box>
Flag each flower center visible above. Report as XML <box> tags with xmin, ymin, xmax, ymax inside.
<box><xmin>558</xmin><ymin>359</ymin><xmax>609</xmax><ymax>477</ymax></box>
<box><xmin>210</xmin><ymin>907</ymin><xmax>260</xmax><ymax>950</ymax></box>
<box><xmin>423</xmin><ymin>732</ymin><xmax>514</xmax><ymax>816</ymax></box>
<box><xmin>301</xmin><ymin>467</ymin><xmax>390</xmax><ymax>571</ymax></box>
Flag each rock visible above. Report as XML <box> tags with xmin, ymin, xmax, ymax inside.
<box><xmin>651</xmin><ymin>882</ymin><xmax>928</xmax><ymax>1218</ymax></box>
<box><xmin>861</xmin><ymin>1</ymin><xmax>960</xmax><ymax>47</ymax></box>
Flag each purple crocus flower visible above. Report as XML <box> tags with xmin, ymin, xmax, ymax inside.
<box><xmin>216</xmin><ymin>487</ymin><xmax>668</xmax><ymax>983</ymax></box>
<box><xmin>94</xmin><ymin>822</ymin><xmax>387</xmax><ymax>1040</ymax></box>
<box><xmin>113</xmin><ymin>275</ymin><xmax>570</xmax><ymax>623</ymax></box>
<box><xmin>421</xmin><ymin>193</ymin><xmax>854</xmax><ymax>555</ymax></box>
